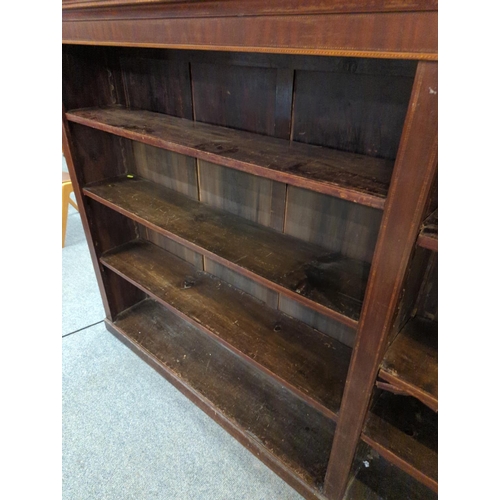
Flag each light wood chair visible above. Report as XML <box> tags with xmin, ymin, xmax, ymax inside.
<box><xmin>62</xmin><ymin>172</ymin><xmax>78</xmax><ymax>247</ymax></box>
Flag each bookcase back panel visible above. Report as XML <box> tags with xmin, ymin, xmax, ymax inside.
<box><xmin>191</xmin><ymin>62</ymin><xmax>280</xmax><ymax>137</ymax></box>
<box><xmin>204</xmin><ymin>258</ymin><xmax>279</xmax><ymax>309</ymax></box>
<box><xmin>119</xmin><ymin>50</ymin><xmax>193</xmax><ymax>118</ymax></box>
<box><xmin>285</xmin><ymin>186</ymin><xmax>382</xmax><ymax>264</ymax></box>
<box><xmin>132</xmin><ymin>143</ymin><xmax>198</xmax><ymax>200</ymax></box>
<box><xmin>198</xmin><ymin>160</ymin><xmax>286</xmax><ymax>232</ymax></box>
<box><xmin>138</xmin><ymin>226</ymin><xmax>204</xmax><ymax>271</ymax></box>
<box><xmin>292</xmin><ymin>69</ymin><xmax>415</xmax><ymax>160</ymax></box>
<box><xmin>280</xmin><ymin>295</ymin><xmax>356</xmax><ymax>348</ymax></box>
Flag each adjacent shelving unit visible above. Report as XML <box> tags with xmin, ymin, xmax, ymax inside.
<box><xmin>63</xmin><ymin>2</ymin><xmax>438</xmax><ymax>499</ymax></box>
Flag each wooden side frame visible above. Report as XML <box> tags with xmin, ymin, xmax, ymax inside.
<box><xmin>324</xmin><ymin>60</ymin><xmax>438</xmax><ymax>499</ymax></box>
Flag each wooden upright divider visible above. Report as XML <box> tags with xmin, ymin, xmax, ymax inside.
<box><xmin>63</xmin><ymin>3</ymin><xmax>438</xmax><ymax>498</ymax></box>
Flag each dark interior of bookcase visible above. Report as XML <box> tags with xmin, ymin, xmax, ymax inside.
<box><xmin>63</xmin><ymin>44</ymin><xmax>438</xmax><ymax>498</ymax></box>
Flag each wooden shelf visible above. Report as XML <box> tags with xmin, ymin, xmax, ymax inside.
<box><xmin>67</xmin><ymin>106</ymin><xmax>393</xmax><ymax>209</ymax></box>
<box><xmin>379</xmin><ymin>317</ymin><xmax>438</xmax><ymax>412</ymax></box>
<box><xmin>109</xmin><ymin>298</ymin><xmax>336</xmax><ymax>495</ymax></box>
<box><xmin>344</xmin><ymin>442</ymin><xmax>437</xmax><ymax>500</ymax></box>
<box><xmin>86</xmin><ymin>177</ymin><xmax>371</xmax><ymax>327</ymax></box>
<box><xmin>362</xmin><ymin>392</ymin><xmax>438</xmax><ymax>492</ymax></box>
<box><xmin>417</xmin><ymin>209</ymin><xmax>438</xmax><ymax>252</ymax></box>
<box><xmin>101</xmin><ymin>239</ymin><xmax>352</xmax><ymax>420</ymax></box>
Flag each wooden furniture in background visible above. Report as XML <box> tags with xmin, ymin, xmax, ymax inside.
<box><xmin>62</xmin><ymin>2</ymin><xmax>438</xmax><ymax>498</ymax></box>
<box><xmin>62</xmin><ymin>171</ymin><xmax>78</xmax><ymax>247</ymax></box>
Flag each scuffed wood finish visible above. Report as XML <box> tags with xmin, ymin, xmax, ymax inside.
<box><xmin>62</xmin><ymin>11</ymin><xmax>437</xmax><ymax>60</ymax></box>
<box><xmin>285</xmin><ymin>186</ymin><xmax>382</xmax><ymax>263</ymax></box>
<box><xmin>110</xmin><ymin>298</ymin><xmax>336</xmax><ymax>496</ymax></box>
<box><xmin>84</xmin><ymin>177</ymin><xmax>370</xmax><ymax>326</ymax></box>
<box><xmin>344</xmin><ymin>442</ymin><xmax>437</xmax><ymax>500</ymax></box>
<box><xmin>379</xmin><ymin>318</ymin><xmax>438</xmax><ymax>412</ymax></box>
<box><xmin>132</xmin><ymin>142</ymin><xmax>199</xmax><ymax>200</ymax></box>
<box><xmin>293</xmin><ymin>69</ymin><xmax>414</xmax><ymax>160</ymax></box>
<box><xmin>325</xmin><ymin>61</ymin><xmax>438</xmax><ymax>499</ymax></box>
<box><xmin>418</xmin><ymin>209</ymin><xmax>438</xmax><ymax>252</ymax></box>
<box><xmin>66</xmin><ymin>107</ymin><xmax>393</xmax><ymax>208</ymax></box>
<box><xmin>198</xmin><ymin>161</ymin><xmax>286</xmax><ymax>232</ymax></box>
<box><xmin>204</xmin><ymin>258</ymin><xmax>279</xmax><ymax>309</ymax></box>
<box><xmin>363</xmin><ymin>392</ymin><xmax>438</xmax><ymax>492</ymax></box>
<box><xmin>101</xmin><ymin>239</ymin><xmax>353</xmax><ymax>419</ymax></box>
<box><xmin>191</xmin><ymin>62</ymin><xmax>278</xmax><ymax>136</ymax></box>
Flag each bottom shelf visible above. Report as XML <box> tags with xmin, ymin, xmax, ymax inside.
<box><xmin>344</xmin><ymin>442</ymin><xmax>437</xmax><ymax>500</ymax></box>
<box><xmin>363</xmin><ymin>392</ymin><xmax>438</xmax><ymax>491</ymax></box>
<box><xmin>109</xmin><ymin>298</ymin><xmax>336</xmax><ymax>498</ymax></box>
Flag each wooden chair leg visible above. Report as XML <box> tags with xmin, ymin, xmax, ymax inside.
<box><xmin>69</xmin><ymin>196</ymin><xmax>78</xmax><ymax>211</ymax></box>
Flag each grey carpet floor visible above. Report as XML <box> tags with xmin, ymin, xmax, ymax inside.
<box><xmin>62</xmin><ymin>157</ymin><xmax>304</xmax><ymax>500</ymax></box>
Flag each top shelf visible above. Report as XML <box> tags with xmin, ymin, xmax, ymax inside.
<box><xmin>66</xmin><ymin>106</ymin><xmax>393</xmax><ymax>209</ymax></box>
<box><xmin>417</xmin><ymin>209</ymin><xmax>438</xmax><ymax>252</ymax></box>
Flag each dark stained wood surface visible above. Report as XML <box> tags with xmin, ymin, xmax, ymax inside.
<box><xmin>379</xmin><ymin>317</ymin><xmax>438</xmax><ymax>412</ymax></box>
<box><xmin>343</xmin><ymin>442</ymin><xmax>437</xmax><ymax>500</ymax></box>
<box><xmin>63</xmin><ymin>0</ymin><xmax>438</xmax><ymax>20</ymax></box>
<box><xmin>120</xmin><ymin>52</ymin><xmax>193</xmax><ymax>118</ymax></box>
<box><xmin>67</xmin><ymin>106</ymin><xmax>393</xmax><ymax>208</ymax></box>
<box><xmin>110</xmin><ymin>298</ymin><xmax>336</xmax><ymax>495</ymax></box>
<box><xmin>363</xmin><ymin>391</ymin><xmax>437</xmax><ymax>492</ymax></box>
<box><xmin>62</xmin><ymin>11</ymin><xmax>437</xmax><ymax>61</ymax></box>
<box><xmin>84</xmin><ymin>177</ymin><xmax>370</xmax><ymax>326</ymax></box>
<box><xmin>292</xmin><ymin>69</ymin><xmax>414</xmax><ymax>160</ymax></box>
<box><xmin>101</xmin><ymin>239</ymin><xmax>353</xmax><ymax>419</ymax></box>
<box><xmin>191</xmin><ymin>62</ymin><xmax>278</xmax><ymax>136</ymax></box>
<box><xmin>418</xmin><ymin>209</ymin><xmax>438</xmax><ymax>252</ymax></box>
<box><xmin>324</xmin><ymin>61</ymin><xmax>438</xmax><ymax>499</ymax></box>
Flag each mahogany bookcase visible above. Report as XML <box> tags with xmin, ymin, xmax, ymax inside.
<box><xmin>62</xmin><ymin>2</ymin><xmax>438</xmax><ymax>498</ymax></box>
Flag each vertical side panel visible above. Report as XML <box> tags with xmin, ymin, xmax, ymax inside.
<box><xmin>324</xmin><ymin>61</ymin><xmax>438</xmax><ymax>500</ymax></box>
<box><xmin>68</xmin><ymin>124</ymin><xmax>135</xmax><ymax>185</ymax></box>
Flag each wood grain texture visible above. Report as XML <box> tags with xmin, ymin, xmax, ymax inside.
<box><xmin>120</xmin><ymin>50</ymin><xmax>193</xmax><ymax>118</ymax></box>
<box><xmin>379</xmin><ymin>317</ymin><xmax>438</xmax><ymax>411</ymax></box>
<box><xmin>198</xmin><ymin>160</ymin><xmax>286</xmax><ymax>232</ymax></box>
<box><xmin>418</xmin><ymin>209</ymin><xmax>438</xmax><ymax>252</ymax></box>
<box><xmin>110</xmin><ymin>298</ymin><xmax>336</xmax><ymax>495</ymax></box>
<box><xmin>101</xmin><ymin>240</ymin><xmax>353</xmax><ymax>419</ymax></box>
<box><xmin>204</xmin><ymin>258</ymin><xmax>279</xmax><ymax>309</ymax></box>
<box><xmin>293</xmin><ymin>69</ymin><xmax>414</xmax><ymax>159</ymax></box>
<box><xmin>416</xmin><ymin>252</ymin><xmax>438</xmax><ymax>322</ymax></box>
<box><xmin>279</xmin><ymin>296</ymin><xmax>356</xmax><ymax>348</ymax></box>
<box><xmin>63</xmin><ymin>0</ymin><xmax>438</xmax><ymax>20</ymax></box>
<box><xmin>192</xmin><ymin>63</ymin><xmax>277</xmax><ymax>136</ymax></box>
<box><xmin>363</xmin><ymin>392</ymin><xmax>438</xmax><ymax>492</ymax></box>
<box><xmin>324</xmin><ymin>61</ymin><xmax>438</xmax><ymax>499</ymax></box>
<box><xmin>67</xmin><ymin>122</ymin><xmax>132</xmax><ymax>185</ymax></box>
<box><xmin>62</xmin><ymin>12</ymin><xmax>438</xmax><ymax>60</ymax></box>
<box><xmin>137</xmin><ymin>225</ymin><xmax>203</xmax><ymax>270</ymax></box>
<box><xmin>84</xmin><ymin>177</ymin><xmax>369</xmax><ymax>325</ymax></box>
<box><xmin>285</xmin><ymin>186</ymin><xmax>382</xmax><ymax>263</ymax></box>
<box><xmin>66</xmin><ymin>107</ymin><xmax>393</xmax><ymax>208</ymax></box>
<box><xmin>344</xmin><ymin>442</ymin><xmax>437</xmax><ymax>500</ymax></box>
<box><xmin>132</xmin><ymin>142</ymin><xmax>198</xmax><ymax>199</ymax></box>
